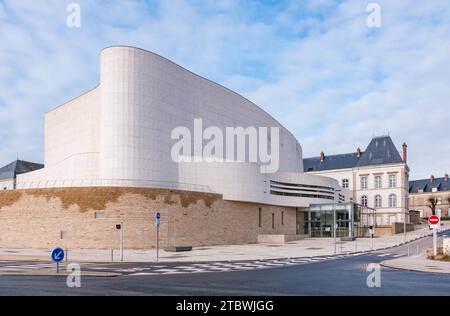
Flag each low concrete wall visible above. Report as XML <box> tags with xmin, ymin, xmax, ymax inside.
<box><xmin>392</xmin><ymin>222</ymin><xmax>415</xmax><ymax>234</ymax></box>
<box><xmin>257</xmin><ymin>234</ymin><xmax>303</xmax><ymax>244</ymax></box>
<box><xmin>374</xmin><ymin>226</ymin><xmax>392</xmax><ymax>237</ymax></box>
<box><xmin>257</xmin><ymin>235</ymin><xmax>286</xmax><ymax>244</ymax></box>
<box><xmin>444</xmin><ymin>238</ymin><xmax>450</xmax><ymax>256</ymax></box>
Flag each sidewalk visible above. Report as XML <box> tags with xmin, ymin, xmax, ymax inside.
<box><xmin>381</xmin><ymin>254</ymin><xmax>450</xmax><ymax>274</ymax></box>
<box><xmin>1</xmin><ymin>225</ymin><xmax>448</xmax><ymax>263</ymax></box>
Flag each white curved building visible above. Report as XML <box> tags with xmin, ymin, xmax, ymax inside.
<box><xmin>17</xmin><ymin>46</ymin><xmax>350</xmax><ymax>208</ymax></box>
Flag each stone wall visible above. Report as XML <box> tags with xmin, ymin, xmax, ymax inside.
<box><xmin>0</xmin><ymin>187</ymin><xmax>297</xmax><ymax>250</ymax></box>
<box><xmin>391</xmin><ymin>222</ymin><xmax>415</xmax><ymax>234</ymax></box>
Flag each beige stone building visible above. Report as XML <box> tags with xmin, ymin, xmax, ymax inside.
<box><xmin>409</xmin><ymin>174</ymin><xmax>450</xmax><ymax>219</ymax></box>
<box><xmin>304</xmin><ymin>136</ymin><xmax>410</xmax><ymax>226</ymax></box>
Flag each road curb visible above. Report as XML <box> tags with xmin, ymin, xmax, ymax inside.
<box><xmin>0</xmin><ymin>271</ymin><xmax>121</xmax><ymax>277</ymax></box>
<box><xmin>380</xmin><ymin>260</ymin><xmax>450</xmax><ymax>275</ymax></box>
<box><xmin>1</xmin><ymin>229</ymin><xmax>448</xmax><ymax>265</ymax></box>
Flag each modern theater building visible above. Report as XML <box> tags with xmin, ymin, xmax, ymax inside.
<box><xmin>0</xmin><ymin>46</ymin><xmax>361</xmax><ymax>250</ymax></box>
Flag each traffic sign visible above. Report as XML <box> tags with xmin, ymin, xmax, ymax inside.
<box><xmin>429</xmin><ymin>215</ymin><xmax>440</xmax><ymax>227</ymax></box>
<box><xmin>429</xmin><ymin>215</ymin><xmax>440</xmax><ymax>257</ymax></box>
<box><xmin>155</xmin><ymin>211</ymin><xmax>161</xmax><ymax>221</ymax></box>
<box><xmin>51</xmin><ymin>247</ymin><xmax>65</xmax><ymax>263</ymax></box>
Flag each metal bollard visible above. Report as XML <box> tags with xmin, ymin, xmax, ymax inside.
<box><xmin>111</xmin><ymin>249</ymin><xmax>114</xmax><ymax>262</ymax></box>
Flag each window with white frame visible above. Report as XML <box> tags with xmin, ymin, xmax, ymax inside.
<box><xmin>389</xmin><ymin>194</ymin><xmax>397</xmax><ymax>207</ymax></box>
<box><xmin>375</xmin><ymin>195</ymin><xmax>382</xmax><ymax>208</ymax></box>
<box><xmin>361</xmin><ymin>195</ymin><xmax>368</xmax><ymax>207</ymax></box>
<box><xmin>342</xmin><ymin>179</ymin><xmax>349</xmax><ymax>189</ymax></box>
<box><xmin>375</xmin><ymin>175</ymin><xmax>382</xmax><ymax>189</ymax></box>
<box><xmin>361</xmin><ymin>177</ymin><xmax>368</xmax><ymax>190</ymax></box>
<box><xmin>389</xmin><ymin>175</ymin><xmax>397</xmax><ymax>188</ymax></box>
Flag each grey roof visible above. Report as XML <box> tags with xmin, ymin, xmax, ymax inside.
<box><xmin>303</xmin><ymin>152</ymin><xmax>362</xmax><ymax>172</ymax></box>
<box><xmin>355</xmin><ymin>136</ymin><xmax>403</xmax><ymax>167</ymax></box>
<box><xmin>303</xmin><ymin>136</ymin><xmax>404</xmax><ymax>172</ymax></box>
<box><xmin>0</xmin><ymin>160</ymin><xmax>44</xmax><ymax>181</ymax></box>
<box><xmin>409</xmin><ymin>177</ymin><xmax>450</xmax><ymax>194</ymax></box>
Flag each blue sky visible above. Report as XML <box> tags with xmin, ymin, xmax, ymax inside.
<box><xmin>0</xmin><ymin>0</ymin><xmax>449</xmax><ymax>179</ymax></box>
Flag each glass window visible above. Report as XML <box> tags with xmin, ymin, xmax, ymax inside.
<box><xmin>375</xmin><ymin>195</ymin><xmax>382</xmax><ymax>208</ymax></box>
<box><xmin>272</xmin><ymin>213</ymin><xmax>275</xmax><ymax>229</ymax></box>
<box><xmin>361</xmin><ymin>195</ymin><xmax>368</xmax><ymax>207</ymax></box>
<box><xmin>389</xmin><ymin>175</ymin><xmax>397</xmax><ymax>188</ymax></box>
<box><xmin>361</xmin><ymin>177</ymin><xmax>368</xmax><ymax>190</ymax></box>
<box><xmin>389</xmin><ymin>194</ymin><xmax>397</xmax><ymax>207</ymax></box>
<box><xmin>342</xmin><ymin>179</ymin><xmax>349</xmax><ymax>189</ymax></box>
<box><xmin>258</xmin><ymin>208</ymin><xmax>262</xmax><ymax>228</ymax></box>
<box><xmin>375</xmin><ymin>176</ymin><xmax>382</xmax><ymax>189</ymax></box>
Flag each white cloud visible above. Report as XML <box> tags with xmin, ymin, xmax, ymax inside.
<box><xmin>0</xmin><ymin>0</ymin><xmax>449</xmax><ymax>180</ymax></box>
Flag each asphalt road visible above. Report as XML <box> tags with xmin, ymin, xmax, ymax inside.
<box><xmin>1</xmin><ymin>230</ymin><xmax>449</xmax><ymax>296</ymax></box>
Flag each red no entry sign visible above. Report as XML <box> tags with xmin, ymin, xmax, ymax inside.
<box><xmin>429</xmin><ymin>215</ymin><xmax>440</xmax><ymax>225</ymax></box>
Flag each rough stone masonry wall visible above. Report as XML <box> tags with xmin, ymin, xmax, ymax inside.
<box><xmin>0</xmin><ymin>188</ymin><xmax>296</xmax><ymax>250</ymax></box>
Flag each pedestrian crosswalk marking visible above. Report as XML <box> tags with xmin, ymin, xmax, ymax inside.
<box><xmin>0</xmin><ymin>251</ymin><xmax>379</xmax><ymax>276</ymax></box>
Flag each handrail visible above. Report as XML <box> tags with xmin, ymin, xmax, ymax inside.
<box><xmin>14</xmin><ymin>178</ymin><xmax>214</xmax><ymax>193</ymax></box>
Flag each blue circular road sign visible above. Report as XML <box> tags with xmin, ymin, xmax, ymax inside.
<box><xmin>51</xmin><ymin>247</ymin><xmax>65</xmax><ymax>263</ymax></box>
<box><xmin>155</xmin><ymin>211</ymin><xmax>161</xmax><ymax>220</ymax></box>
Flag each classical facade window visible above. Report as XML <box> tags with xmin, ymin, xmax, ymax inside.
<box><xmin>342</xmin><ymin>179</ymin><xmax>349</xmax><ymax>189</ymax></box>
<box><xmin>389</xmin><ymin>175</ymin><xmax>397</xmax><ymax>188</ymax></box>
<box><xmin>375</xmin><ymin>195</ymin><xmax>382</xmax><ymax>208</ymax></box>
<box><xmin>375</xmin><ymin>175</ymin><xmax>382</xmax><ymax>189</ymax></box>
<box><xmin>361</xmin><ymin>177</ymin><xmax>368</xmax><ymax>190</ymax></box>
<box><xmin>361</xmin><ymin>195</ymin><xmax>368</xmax><ymax>207</ymax></box>
<box><xmin>389</xmin><ymin>194</ymin><xmax>397</xmax><ymax>207</ymax></box>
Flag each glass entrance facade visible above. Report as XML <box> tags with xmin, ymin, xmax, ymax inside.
<box><xmin>300</xmin><ymin>202</ymin><xmax>375</xmax><ymax>238</ymax></box>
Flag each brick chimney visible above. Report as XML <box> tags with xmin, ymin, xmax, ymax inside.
<box><xmin>430</xmin><ymin>175</ymin><xmax>435</xmax><ymax>182</ymax></box>
<box><xmin>402</xmin><ymin>142</ymin><xmax>407</xmax><ymax>163</ymax></box>
<box><xmin>356</xmin><ymin>147</ymin><xmax>361</xmax><ymax>158</ymax></box>
<box><xmin>445</xmin><ymin>174</ymin><xmax>449</xmax><ymax>181</ymax></box>
<box><xmin>320</xmin><ymin>151</ymin><xmax>325</xmax><ymax>162</ymax></box>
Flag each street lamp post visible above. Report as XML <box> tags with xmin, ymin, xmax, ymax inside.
<box><xmin>404</xmin><ymin>210</ymin><xmax>408</xmax><ymax>242</ymax></box>
<box><xmin>334</xmin><ymin>189</ymin><xmax>342</xmax><ymax>254</ymax></box>
<box><xmin>334</xmin><ymin>199</ymin><xmax>337</xmax><ymax>254</ymax></box>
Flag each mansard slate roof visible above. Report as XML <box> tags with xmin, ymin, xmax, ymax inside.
<box><xmin>0</xmin><ymin>160</ymin><xmax>44</xmax><ymax>181</ymax></box>
<box><xmin>303</xmin><ymin>136</ymin><xmax>404</xmax><ymax>172</ymax></box>
<box><xmin>409</xmin><ymin>177</ymin><xmax>450</xmax><ymax>194</ymax></box>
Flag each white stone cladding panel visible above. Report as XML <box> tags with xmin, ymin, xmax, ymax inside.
<box><xmin>15</xmin><ymin>46</ymin><xmax>350</xmax><ymax>208</ymax></box>
<box><xmin>99</xmin><ymin>47</ymin><xmax>303</xmax><ymax>184</ymax></box>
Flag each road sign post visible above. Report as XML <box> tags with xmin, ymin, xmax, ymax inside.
<box><xmin>429</xmin><ymin>215</ymin><xmax>440</xmax><ymax>257</ymax></box>
<box><xmin>369</xmin><ymin>225</ymin><xmax>375</xmax><ymax>250</ymax></box>
<box><xmin>155</xmin><ymin>211</ymin><xmax>161</xmax><ymax>262</ymax></box>
<box><xmin>116</xmin><ymin>223</ymin><xmax>124</xmax><ymax>262</ymax></box>
<box><xmin>51</xmin><ymin>247</ymin><xmax>65</xmax><ymax>273</ymax></box>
